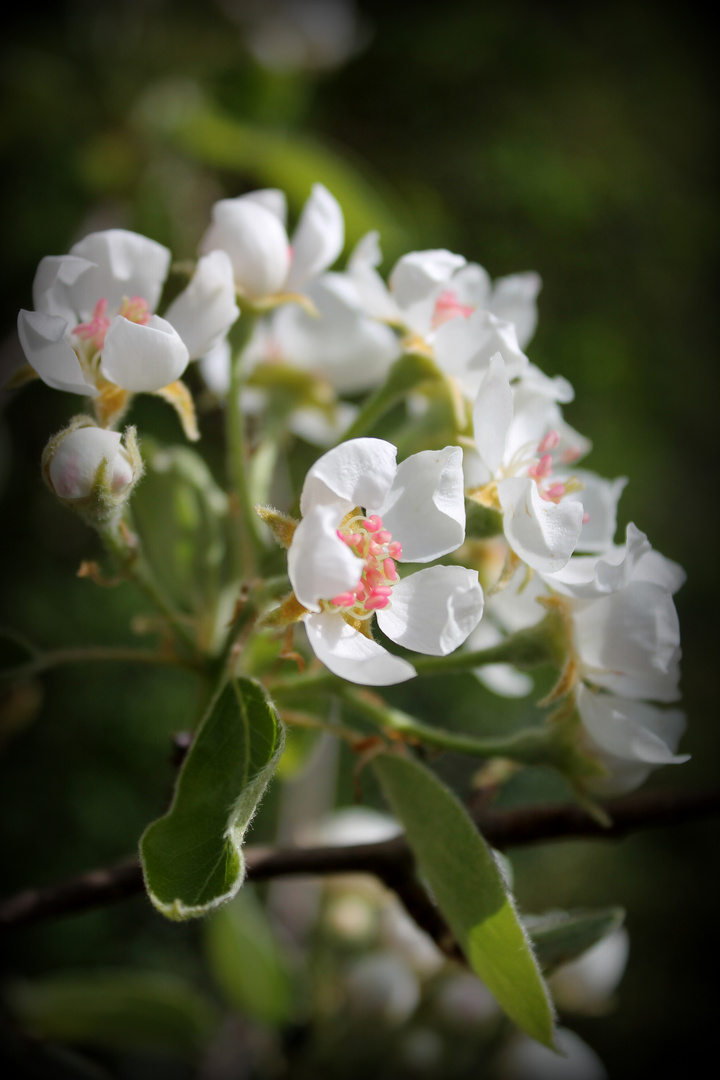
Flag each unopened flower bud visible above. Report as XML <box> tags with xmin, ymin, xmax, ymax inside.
<box><xmin>42</xmin><ymin>417</ymin><xmax>142</xmax><ymax>523</ymax></box>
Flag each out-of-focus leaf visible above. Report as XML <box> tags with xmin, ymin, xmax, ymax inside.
<box><xmin>372</xmin><ymin>752</ymin><xmax>556</xmax><ymax>1048</ymax></box>
<box><xmin>6</xmin><ymin>970</ymin><xmax>219</xmax><ymax>1059</ymax></box>
<box><xmin>136</xmin><ymin>86</ymin><xmax>411</xmax><ymax>258</ymax></box>
<box><xmin>132</xmin><ymin>441</ymin><xmax>230</xmax><ymax>650</ymax></box>
<box><xmin>141</xmin><ymin>677</ymin><xmax>284</xmax><ymax>919</ymax></box>
<box><xmin>526</xmin><ymin>907</ymin><xmax>626</xmax><ymax>974</ymax></box>
<box><xmin>205</xmin><ymin>886</ymin><xmax>294</xmax><ymax>1025</ymax></box>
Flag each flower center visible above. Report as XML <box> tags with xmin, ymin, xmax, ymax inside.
<box><xmin>73</xmin><ymin>296</ymin><xmax>152</xmax><ymax>354</ymax></box>
<box><xmin>329</xmin><ymin>513</ymin><xmax>402</xmax><ymax>619</ymax></box>
<box><xmin>431</xmin><ymin>288</ymin><xmax>475</xmax><ymax>330</ymax></box>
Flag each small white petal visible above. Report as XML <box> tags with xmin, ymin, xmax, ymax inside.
<box><xmin>17</xmin><ymin>310</ymin><xmax>96</xmax><ymax>396</ymax></box>
<box><xmin>546</xmin><ymin>522</ymin><xmax>651</xmax><ymax>599</ymax></box>
<box><xmin>163</xmin><ymin>250</ymin><xmax>239</xmax><ymax>360</ymax></box>
<box><xmin>201</xmin><ymin>198</ymin><xmax>290</xmax><ymax>298</ymax></box>
<box><xmin>471</xmin><ymin>353</ymin><xmax>513</xmax><ymax>475</ymax></box>
<box><xmin>69</xmin><ymin>229</ymin><xmax>171</xmax><ymax>318</ymax></box>
<box><xmin>199</xmin><ymin>337</ymin><xmax>231</xmax><ymax>395</ymax></box>
<box><xmin>634</xmin><ymin>548</ymin><xmax>687</xmax><ymax>594</ymax></box>
<box><xmin>347</xmin><ymin>231</ymin><xmax>400</xmax><ymax>322</ymax></box>
<box><xmin>434</xmin><ymin>310</ymin><xmax>528</xmax><ymax>393</ymax></box>
<box><xmin>240</xmin><ymin>188</ymin><xmax>287</xmax><ymax>225</ymax></box>
<box><xmin>574</xmin><ymin>581</ymin><xmax>682</xmax><ymax>702</ymax></box>
<box><xmin>49</xmin><ymin>427</ymin><xmax>132</xmax><ymax>500</ymax></box>
<box><xmin>32</xmin><ymin>255</ymin><xmax>95</xmax><ymax>323</ymax></box>
<box><xmin>286</xmin><ymin>183</ymin><xmax>345</xmax><ymax>290</ymax></box>
<box><xmin>377</xmin><ymin>566</ymin><xmax>484</xmax><ymax>656</ymax></box>
<box><xmin>101</xmin><ymin>315</ymin><xmax>189</xmax><ymax>392</ymax></box>
<box><xmin>288</xmin><ymin>504</ymin><xmax>364</xmax><ymax>612</ymax></box>
<box><xmin>489</xmin><ymin>271</ymin><xmax>542</xmax><ymax>349</ymax></box>
<box><xmin>300</xmin><ymin>437</ymin><xmax>397</xmax><ymax>517</ymax></box>
<box><xmin>289</xmin><ymin>402</ymin><xmax>359</xmax><ymax>447</ymax></box>
<box><xmin>389</xmin><ymin>250</ymin><xmax>466</xmax><ymax>311</ymax></box>
<box><xmin>304</xmin><ymin>613</ymin><xmax>416</xmax><ymax>685</ymax></box>
<box><xmin>561</xmin><ymin>471</ymin><xmax>627</xmax><ymax>553</ymax></box>
<box><xmin>498</xmin><ymin>477</ymin><xmax>584</xmax><ymax>573</ymax></box>
<box><xmin>577</xmin><ymin>685</ymin><xmax>688</xmax><ymax>768</ymax></box>
<box><xmin>372</xmin><ymin>446</ymin><xmax>466</xmax><ymax>562</ymax></box>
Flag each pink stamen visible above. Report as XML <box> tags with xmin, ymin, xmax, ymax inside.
<box><xmin>528</xmin><ymin>454</ymin><xmax>553</xmax><ymax>480</ymax></box>
<box><xmin>119</xmin><ymin>296</ymin><xmax>151</xmax><ymax>325</ymax></box>
<box><xmin>431</xmin><ymin>289</ymin><xmax>475</xmax><ymax>329</ymax></box>
<box><xmin>73</xmin><ymin>298</ymin><xmax>111</xmax><ymax>352</ymax></box>
<box><xmin>327</xmin><ymin>513</ymin><xmax>402</xmax><ymax>619</ymax></box>
<box><xmin>542</xmin><ymin>483</ymin><xmax>566</xmax><ymax>503</ymax></box>
<box><xmin>537</xmin><ymin>430</ymin><xmax>560</xmax><ymax>453</ymax></box>
<box><xmin>561</xmin><ymin>447</ymin><xmax>582</xmax><ymax>464</ymax></box>
<box><xmin>582</xmin><ymin>512</ymin><xmax>591</xmax><ymax>524</ymax></box>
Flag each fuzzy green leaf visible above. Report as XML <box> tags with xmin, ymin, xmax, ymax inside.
<box><xmin>527</xmin><ymin>907</ymin><xmax>626</xmax><ymax>974</ymax></box>
<box><xmin>7</xmin><ymin>970</ymin><xmax>219</xmax><ymax>1059</ymax></box>
<box><xmin>372</xmin><ymin>752</ymin><xmax>556</xmax><ymax>1048</ymax></box>
<box><xmin>141</xmin><ymin>678</ymin><xmax>284</xmax><ymax>920</ymax></box>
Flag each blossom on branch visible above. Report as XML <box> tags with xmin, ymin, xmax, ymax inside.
<box><xmin>283</xmin><ymin>437</ymin><xmax>485</xmax><ymax>684</ymax></box>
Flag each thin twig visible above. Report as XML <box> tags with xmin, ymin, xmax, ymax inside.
<box><xmin>1</xmin><ymin>787</ymin><xmax>717</xmax><ymax>931</ymax></box>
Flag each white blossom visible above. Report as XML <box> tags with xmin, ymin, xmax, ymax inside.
<box><xmin>200</xmin><ymin>183</ymin><xmax>344</xmax><ymax>301</ymax></box>
<box><xmin>18</xmin><ymin>231</ymin><xmax>239</xmax><ymax>397</ymax></box>
<box><xmin>46</xmin><ymin>425</ymin><xmax>135</xmax><ymax>501</ymax></box>
<box><xmin>287</xmin><ymin>437</ymin><xmax>484</xmax><ymax>684</ymax></box>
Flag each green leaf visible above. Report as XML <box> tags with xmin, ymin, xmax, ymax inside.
<box><xmin>140</xmin><ymin>677</ymin><xmax>285</xmax><ymax>920</ymax></box>
<box><xmin>372</xmin><ymin>752</ymin><xmax>556</xmax><ymax>1048</ymax></box>
<box><xmin>205</xmin><ymin>885</ymin><xmax>294</xmax><ymax>1025</ymax></box>
<box><xmin>526</xmin><ymin>907</ymin><xmax>626</xmax><ymax>974</ymax></box>
<box><xmin>131</xmin><ymin>441</ymin><xmax>230</xmax><ymax>650</ymax></box>
<box><xmin>6</xmin><ymin>970</ymin><xmax>219</xmax><ymax>1059</ymax></box>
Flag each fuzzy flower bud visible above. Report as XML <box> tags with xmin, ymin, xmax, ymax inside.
<box><xmin>42</xmin><ymin>416</ymin><xmax>142</xmax><ymax>523</ymax></box>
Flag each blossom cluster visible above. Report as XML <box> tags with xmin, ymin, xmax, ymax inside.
<box><xmin>16</xmin><ymin>181</ymin><xmax>687</xmax><ymax>797</ymax></box>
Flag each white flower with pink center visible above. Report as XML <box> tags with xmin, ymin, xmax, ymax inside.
<box><xmin>18</xmin><ymin>229</ymin><xmax>239</xmax><ymax>397</ymax></box>
<box><xmin>468</xmin><ymin>352</ymin><xmax>592</xmax><ymax>573</ymax></box>
<box><xmin>346</xmin><ymin>233</ymin><xmax>540</xmax><ymax>395</ymax></box>
<box><xmin>287</xmin><ymin>438</ymin><xmax>485</xmax><ymax>685</ymax></box>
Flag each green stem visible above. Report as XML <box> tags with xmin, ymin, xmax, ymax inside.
<box><xmin>226</xmin><ymin>312</ymin><xmax>265</xmax><ymax>576</ymax></box>
<box><xmin>337</xmin><ymin>350</ymin><xmax>444</xmax><ymax>443</ymax></box>
<box><xmin>413</xmin><ymin>613</ymin><xmax>567</xmax><ymax>676</ymax></box>
<box><xmin>341</xmin><ymin>688</ymin><xmax>561</xmax><ymax>766</ymax></box>
<box><xmin>1</xmin><ymin>646</ymin><xmax>202</xmax><ymax>683</ymax></box>
<box><xmin>98</xmin><ymin>520</ymin><xmax>199</xmax><ymax>657</ymax></box>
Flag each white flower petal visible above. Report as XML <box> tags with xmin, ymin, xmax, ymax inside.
<box><xmin>577</xmin><ymin>685</ymin><xmax>688</xmax><ymax>766</ymax></box>
<box><xmin>17</xmin><ymin>310</ymin><xmax>96</xmax><ymax>396</ymax></box>
<box><xmin>199</xmin><ymin>337</ymin><xmax>231</xmax><ymax>395</ymax></box>
<box><xmin>472</xmin><ymin>353</ymin><xmax>513</xmax><ymax>475</ymax></box>
<box><xmin>163</xmin><ymin>250</ymin><xmax>239</xmax><ymax>360</ymax></box>
<box><xmin>240</xmin><ymin>188</ymin><xmax>287</xmax><ymax>225</ymax></box>
<box><xmin>101</xmin><ymin>314</ymin><xmax>189</xmax><ymax>392</ymax></box>
<box><xmin>304</xmin><ymin>612</ymin><xmax>416</xmax><ymax>685</ymax></box>
<box><xmin>389</xmin><ymin>250</ymin><xmax>466</xmax><ymax>312</ymax></box>
<box><xmin>449</xmin><ymin>262</ymin><xmax>492</xmax><ymax>310</ymax></box>
<box><xmin>634</xmin><ymin>549</ymin><xmax>687</xmax><ymax>594</ymax></box>
<box><xmin>573</xmin><ymin>581</ymin><xmax>682</xmax><ymax>702</ymax></box>
<box><xmin>69</xmin><ymin>230</ymin><xmax>171</xmax><ymax>318</ymax></box>
<box><xmin>286</xmin><ymin>183</ymin><xmax>344</xmax><ymax>290</ymax></box>
<box><xmin>489</xmin><ymin>271</ymin><xmax>542</xmax><ymax>349</ymax></box>
<box><xmin>273</xmin><ymin>272</ymin><xmax>400</xmax><ymax>394</ymax></box>
<box><xmin>201</xmin><ymin>198</ymin><xmax>290</xmax><ymax>298</ymax></box>
<box><xmin>546</xmin><ymin>522</ymin><xmax>651</xmax><ymax>599</ymax></box>
<box><xmin>288</xmin><ymin>504</ymin><xmax>364</xmax><ymax>612</ymax></box>
<box><xmin>377</xmin><ymin>566</ymin><xmax>483</xmax><ymax>656</ymax></box>
<box><xmin>373</xmin><ymin>446</ymin><xmax>466</xmax><ymax>562</ymax></box>
<box><xmin>347</xmin><ymin>231</ymin><xmax>400</xmax><ymax>322</ymax></box>
<box><xmin>435</xmin><ymin>310</ymin><xmax>528</xmax><ymax>393</ymax></box>
<box><xmin>49</xmin><ymin>427</ymin><xmax>131</xmax><ymax>500</ymax></box>
<box><xmin>558</xmin><ymin>471</ymin><xmax>627</xmax><ymax>553</ymax></box>
<box><xmin>498</xmin><ymin>477</ymin><xmax>584</xmax><ymax>573</ymax></box>
<box><xmin>299</xmin><ymin>437</ymin><xmax>397</xmax><ymax>517</ymax></box>
<box><xmin>32</xmin><ymin>255</ymin><xmax>95</xmax><ymax>323</ymax></box>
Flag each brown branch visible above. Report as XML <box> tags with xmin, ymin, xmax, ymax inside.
<box><xmin>1</xmin><ymin>787</ymin><xmax>718</xmax><ymax>932</ymax></box>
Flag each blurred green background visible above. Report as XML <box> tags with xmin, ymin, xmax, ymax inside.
<box><xmin>0</xmin><ymin>1</ymin><xmax>717</xmax><ymax>1077</ymax></box>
